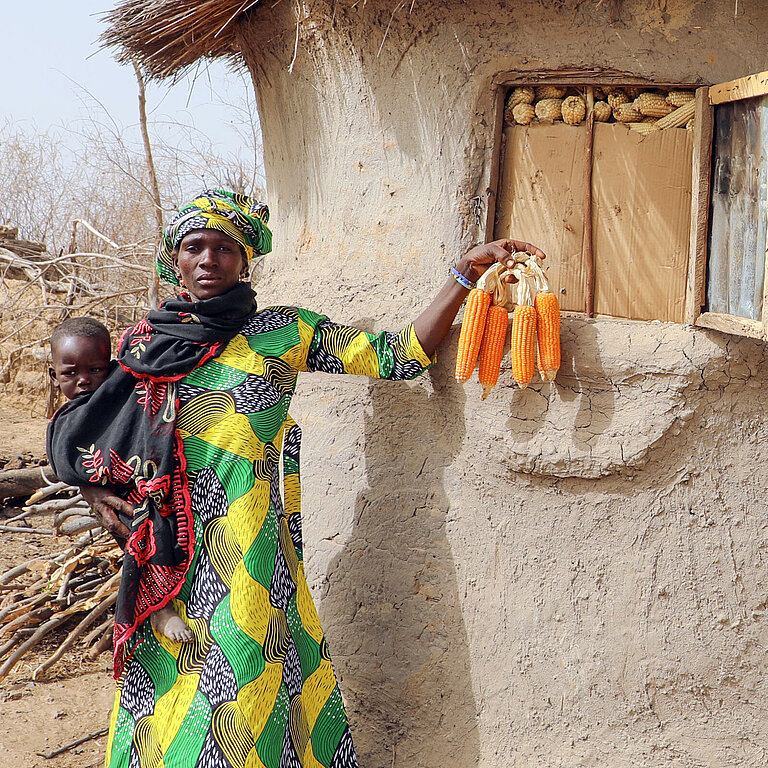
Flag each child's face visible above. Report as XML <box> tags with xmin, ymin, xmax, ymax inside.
<box><xmin>49</xmin><ymin>335</ymin><xmax>110</xmax><ymax>400</ymax></box>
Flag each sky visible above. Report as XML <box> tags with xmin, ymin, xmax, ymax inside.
<box><xmin>4</xmin><ymin>0</ymin><xmax>260</xmax><ymax>169</ymax></box>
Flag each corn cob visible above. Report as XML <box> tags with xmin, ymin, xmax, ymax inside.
<box><xmin>535</xmin><ymin>85</ymin><xmax>567</xmax><ymax>100</ymax></box>
<box><xmin>535</xmin><ymin>98</ymin><xmax>563</xmax><ymax>122</ymax></box>
<box><xmin>613</xmin><ymin>103</ymin><xmax>643</xmax><ymax>123</ymax></box>
<box><xmin>535</xmin><ymin>292</ymin><xmax>561</xmax><ymax>381</ymax></box>
<box><xmin>512</xmin><ymin>103</ymin><xmax>536</xmax><ymax>125</ymax></box>
<box><xmin>627</xmin><ymin>122</ymin><xmax>661</xmax><ymax>135</ymax></box>
<box><xmin>653</xmin><ymin>99</ymin><xmax>696</xmax><ymax>130</ymax></box>
<box><xmin>624</xmin><ymin>86</ymin><xmax>642</xmax><ymax>99</ymax></box>
<box><xmin>561</xmin><ymin>95</ymin><xmax>586</xmax><ymax>125</ymax></box>
<box><xmin>635</xmin><ymin>92</ymin><xmax>674</xmax><ymax>118</ymax></box>
<box><xmin>508</xmin><ymin>86</ymin><xmax>535</xmax><ymax>107</ymax></box>
<box><xmin>455</xmin><ymin>289</ymin><xmax>492</xmax><ymax>382</ymax></box>
<box><xmin>593</xmin><ymin>101</ymin><xmax>612</xmax><ymax>122</ymax></box>
<box><xmin>666</xmin><ymin>90</ymin><xmax>695</xmax><ymax>107</ymax></box>
<box><xmin>511</xmin><ymin>305</ymin><xmax>537</xmax><ymax>388</ymax></box>
<box><xmin>478</xmin><ymin>305</ymin><xmax>509</xmax><ymax>400</ymax></box>
<box><xmin>607</xmin><ymin>90</ymin><xmax>630</xmax><ymax>110</ymax></box>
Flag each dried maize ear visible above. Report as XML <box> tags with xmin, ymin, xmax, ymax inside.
<box><xmin>512</xmin><ymin>103</ymin><xmax>536</xmax><ymax>125</ymax></box>
<box><xmin>478</xmin><ymin>305</ymin><xmax>509</xmax><ymax>400</ymax></box>
<box><xmin>535</xmin><ymin>292</ymin><xmax>560</xmax><ymax>382</ymax></box>
<box><xmin>624</xmin><ymin>86</ymin><xmax>642</xmax><ymax>99</ymax></box>
<box><xmin>607</xmin><ymin>90</ymin><xmax>630</xmax><ymax>110</ymax></box>
<box><xmin>508</xmin><ymin>86</ymin><xmax>535</xmax><ymax>107</ymax></box>
<box><xmin>593</xmin><ymin>101</ymin><xmax>612</xmax><ymax>122</ymax></box>
<box><xmin>635</xmin><ymin>92</ymin><xmax>674</xmax><ymax>118</ymax></box>
<box><xmin>613</xmin><ymin>103</ymin><xmax>643</xmax><ymax>123</ymax></box>
<box><xmin>455</xmin><ymin>289</ymin><xmax>492</xmax><ymax>382</ymax></box>
<box><xmin>642</xmin><ymin>116</ymin><xmax>658</xmax><ymax>123</ymax></box>
<box><xmin>511</xmin><ymin>304</ymin><xmax>537</xmax><ymax>389</ymax></box>
<box><xmin>627</xmin><ymin>122</ymin><xmax>660</xmax><ymax>135</ymax></box>
<box><xmin>666</xmin><ymin>90</ymin><xmax>695</xmax><ymax>107</ymax></box>
<box><xmin>535</xmin><ymin>98</ymin><xmax>563</xmax><ymax>122</ymax></box>
<box><xmin>562</xmin><ymin>95</ymin><xmax>586</xmax><ymax>125</ymax></box>
<box><xmin>654</xmin><ymin>99</ymin><xmax>696</xmax><ymax>130</ymax></box>
<box><xmin>535</xmin><ymin>85</ymin><xmax>567</xmax><ymax>100</ymax></box>
<box><xmin>593</xmin><ymin>87</ymin><xmax>607</xmax><ymax>100</ymax></box>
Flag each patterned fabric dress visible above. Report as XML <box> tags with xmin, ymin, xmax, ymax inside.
<box><xmin>105</xmin><ymin>306</ymin><xmax>433</xmax><ymax>768</ymax></box>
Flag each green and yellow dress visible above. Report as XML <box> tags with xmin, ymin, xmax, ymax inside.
<box><xmin>105</xmin><ymin>306</ymin><xmax>433</xmax><ymax>768</ymax></box>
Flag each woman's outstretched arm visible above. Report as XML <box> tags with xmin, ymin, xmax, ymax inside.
<box><xmin>413</xmin><ymin>239</ymin><xmax>546</xmax><ymax>358</ymax></box>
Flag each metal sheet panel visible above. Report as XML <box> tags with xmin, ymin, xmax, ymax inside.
<box><xmin>706</xmin><ymin>96</ymin><xmax>768</xmax><ymax>320</ymax></box>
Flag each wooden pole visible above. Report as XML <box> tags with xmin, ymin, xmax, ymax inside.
<box><xmin>134</xmin><ymin>61</ymin><xmax>163</xmax><ymax>310</ymax></box>
<box><xmin>583</xmin><ymin>86</ymin><xmax>596</xmax><ymax>317</ymax></box>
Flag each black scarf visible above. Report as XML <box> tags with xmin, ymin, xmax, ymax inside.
<box><xmin>47</xmin><ymin>284</ymin><xmax>257</xmax><ymax>677</ymax></box>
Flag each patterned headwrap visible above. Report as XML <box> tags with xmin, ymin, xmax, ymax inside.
<box><xmin>158</xmin><ymin>189</ymin><xmax>272</xmax><ymax>285</ymax></box>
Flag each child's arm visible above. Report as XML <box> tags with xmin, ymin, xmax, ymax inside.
<box><xmin>79</xmin><ymin>485</ymin><xmax>133</xmax><ymax>540</ymax></box>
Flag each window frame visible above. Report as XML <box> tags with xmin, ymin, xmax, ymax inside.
<box><xmin>688</xmin><ymin>71</ymin><xmax>768</xmax><ymax>340</ymax></box>
<box><xmin>486</xmin><ymin>69</ymin><xmax>768</xmax><ymax>338</ymax></box>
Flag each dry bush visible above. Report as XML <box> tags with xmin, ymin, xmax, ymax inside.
<box><xmin>0</xmin><ymin>76</ymin><xmax>264</xmax><ymax>413</ymax></box>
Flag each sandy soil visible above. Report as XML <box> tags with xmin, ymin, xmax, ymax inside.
<box><xmin>0</xmin><ymin>396</ymin><xmax>116</xmax><ymax>768</ymax></box>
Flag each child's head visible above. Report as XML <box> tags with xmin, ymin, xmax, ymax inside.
<box><xmin>49</xmin><ymin>317</ymin><xmax>111</xmax><ymax>401</ymax></box>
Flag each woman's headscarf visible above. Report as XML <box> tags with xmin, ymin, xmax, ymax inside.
<box><xmin>157</xmin><ymin>189</ymin><xmax>272</xmax><ymax>285</ymax></box>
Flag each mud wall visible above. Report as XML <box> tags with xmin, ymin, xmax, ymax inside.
<box><xmin>236</xmin><ymin>1</ymin><xmax>768</xmax><ymax>765</ymax></box>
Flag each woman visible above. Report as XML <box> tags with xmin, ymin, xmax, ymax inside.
<box><xmin>49</xmin><ymin>190</ymin><xmax>544</xmax><ymax>768</ymax></box>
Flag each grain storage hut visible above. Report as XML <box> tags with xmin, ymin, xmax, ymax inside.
<box><xmin>104</xmin><ymin>2</ymin><xmax>768</xmax><ymax>766</ymax></box>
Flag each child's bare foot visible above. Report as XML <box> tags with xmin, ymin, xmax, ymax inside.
<box><xmin>151</xmin><ymin>606</ymin><xmax>194</xmax><ymax>643</ymax></box>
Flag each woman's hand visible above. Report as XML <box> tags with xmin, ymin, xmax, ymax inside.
<box><xmin>79</xmin><ymin>484</ymin><xmax>133</xmax><ymax>540</ymax></box>
<box><xmin>413</xmin><ymin>238</ymin><xmax>546</xmax><ymax>357</ymax></box>
<box><xmin>454</xmin><ymin>238</ymin><xmax>547</xmax><ymax>284</ymax></box>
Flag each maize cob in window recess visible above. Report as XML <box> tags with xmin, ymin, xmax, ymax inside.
<box><xmin>535</xmin><ymin>85</ymin><xmax>567</xmax><ymax>100</ymax></box>
<box><xmin>535</xmin><ymin>98</ymin><xmax>563</xmax><ymax>122</ymax></box>
<box><xmin>624</xmin><ymin>86</ymin><xmax>642</xmax><ymax>99</ymax></box>
<box><xmin>635</xmin><ymin>92</ymin><xmax>674</xmax><ymax>118</ymax></box>
<box><xmin>512</xmin><ymin>103</ymin><xmax>536</xmax><ymax>125</ymax></box>
<box><xmin>562</xmin><ymin>95</ymin><xmax>586</xmax><ymax>125</ymax></box>
<box><xmin>455</xmin><ymin>288</ymin><xmax>492</xmax><ymax>382</ymax></box>
<box><xmin>508</xmin><ymin>86</ymin><xmax>535</xmax><ymax>107</ymax></box>
<box><xmin>666</xmin><ymin>90</ymin><xmax>695</xmax><ymax>107</ymax></box>
<box><xmin>613</xmin><ymin>103</ymin><xmax>643</xmax><ymax>123</ymax></box>
<box><xmin>478</xmin><ymin>305</ymin><xmax>510</xmax><ymax>400</ymax></box>
<box><xmin>593</xmin><ymin>101</ymin><xmax>611</xmax><ymax>122</ymax></box>
<box><xmin>607</xmin><ymin>90</ymin><xmax>630</xmax><ymax>110</ymax></box>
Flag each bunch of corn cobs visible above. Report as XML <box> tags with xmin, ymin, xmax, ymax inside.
<box><xmin>455</xmin><ymin>253</ymin><xmax>560</xmax><ymax>399</ymax></box>
<box><xmin>504</xmin><ymin>85</ymin><xmax>696</xmax><ymax>133</ymax></box>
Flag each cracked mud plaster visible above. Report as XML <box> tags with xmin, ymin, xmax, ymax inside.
<box><xmin>467</xmin><ymin>317</ymin><xmax>765</xmax><ymax>479</ymax></box>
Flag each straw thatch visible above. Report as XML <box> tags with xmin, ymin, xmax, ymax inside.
<box><xmin>100</xmin><ymin>0</ymin><xmax>262</xmax><ymax>80</ymax></box>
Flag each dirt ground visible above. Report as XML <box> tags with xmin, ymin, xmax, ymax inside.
<box><xmin>0</xmin><ymin>394</ymin><xmax>115</xmax><ymax>768</ymax></box>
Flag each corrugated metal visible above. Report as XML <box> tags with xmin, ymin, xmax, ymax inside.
<box><xmin>706</xmin><ymin>96</ymin><xmax>768</xmax><ymax>320</ymax></box>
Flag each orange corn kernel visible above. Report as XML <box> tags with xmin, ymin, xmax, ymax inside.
<box><xmin>455</xmin><ymin>289</ymin><xmax>492</xmax><ymax>382</ymax></box>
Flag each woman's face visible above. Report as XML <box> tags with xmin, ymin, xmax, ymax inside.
<box><xmin>174</xmin><ymin>229</ymin><xmax>247</xmax><ymax>301</ymax></box>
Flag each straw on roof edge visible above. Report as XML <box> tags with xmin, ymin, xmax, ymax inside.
<box><xmin>99</xmin><ymin>0</ymin><xmax>262</xmax><ymax>80</ymax></box>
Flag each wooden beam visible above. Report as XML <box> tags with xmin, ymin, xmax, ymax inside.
<box><xmin>583</xmin><ymin>86</ymin><xmax>595</xmax><ymax>318</ymax></box>
<box><xmin>709</xmin><ymin>71</ymin><xmax>768</xmax><ymax>105</ymax></box>
<box><xmin>485</xmin><ymin>87</ymin><xmax>507</xmax><ymax>243</ymax></box>
<box><xmin>493</xmin><ymin>68</ymin><xmax>701</xmax><ymax>91</ymax></box>
<box><xmin>685</xmin><ymin>86</ymin><xmax>714</xmax><ymax>324</ymax></box>
<box><xmin>695</xmin><ymin>312</ymin><xmax>764</xmax><ymax>339</ymax></box>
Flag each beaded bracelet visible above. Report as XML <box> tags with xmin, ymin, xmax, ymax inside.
<box><xmin>450</xmin><ymin>267</ymin><xmax>476</xmax><ymax>290</ymax></box>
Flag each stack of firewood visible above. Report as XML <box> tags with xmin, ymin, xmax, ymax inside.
<box><xmin>0</xmin><ymin>467</ymin><xmax>122</xmax><ymax>680</ymax></box>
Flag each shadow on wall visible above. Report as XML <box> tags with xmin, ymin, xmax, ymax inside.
<box><xmin>318</xmin><ymin>369</ymin><xmax>479</xmax><ymax>768</ymax></box>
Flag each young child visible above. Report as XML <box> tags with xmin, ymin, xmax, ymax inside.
<box><xmin>49</xmin><ymin>317</ymin><xmax>194</xmax><ymax>643</ymax></box>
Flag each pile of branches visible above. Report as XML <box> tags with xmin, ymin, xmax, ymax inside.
<box><xmin>0</xmin><ymin>531</ymin><xmax>121</xmax><ymax>682</ymax></box>
<box><xmin>0</xmin><ymin>469</ymin><xmax>122</xmax><ymax>681</ymax></box>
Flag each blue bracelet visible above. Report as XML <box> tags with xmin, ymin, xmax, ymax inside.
<box><xmin>451</xmin><ymin>268</ymin><xmax>476</xmax><ymax>290</ymax></box>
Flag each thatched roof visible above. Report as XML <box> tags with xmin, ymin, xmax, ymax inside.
<box><xmin>100</xmin><ymin>1</ymin><xmax>262</xmax><ymax>80</ymax></box>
